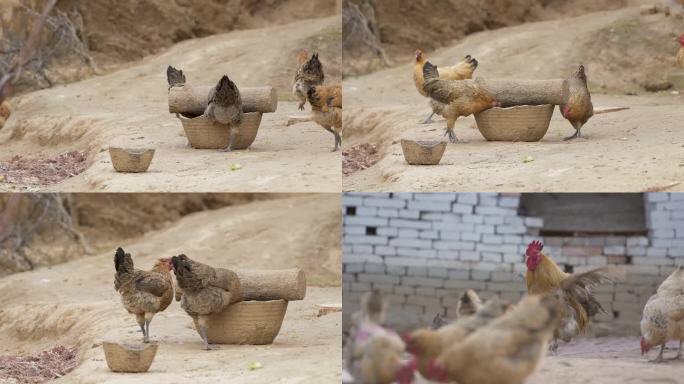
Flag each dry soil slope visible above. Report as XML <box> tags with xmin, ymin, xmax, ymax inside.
<box><xmin>343</xmin><ymin>7</ymin><xmax>684</xmax><ymax>192</ymax></box>
<box><xmin>0</xmin><ymin>195</ymin><xmax>342</xmax><ymax>383</ymax></box>
<box><xmin>0</xmin><ymin>16</ymin><xmax>341</xmax><ymax>192</ymax></box>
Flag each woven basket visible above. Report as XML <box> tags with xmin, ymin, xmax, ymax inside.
<box><xmin>103</xmin><ymin>342</ymin><xmax>158</xmax><ymax>373</ymax></box>
<box><xmin>194</xmin><ymin>300</ymin><xmax>288</xmax><ymax>345</ymax></box>
<box><xmin>109</xmin><ymin>148</ymin><xmax>155</xmax><ymax>173</ymax></box>
<box><xmin>475</xmin><ymin>105</ymin><xmax>554</xmax><ymax>142</ymax></box>
<box><xmin>401</xmin><ymin>140</ymin><xmax>447</xmax><ymax>165</ymax></box>
<box><xmin>178</xmin><ymin>112</ymin><xmax>262</xmax><ymax>150</ymax></box>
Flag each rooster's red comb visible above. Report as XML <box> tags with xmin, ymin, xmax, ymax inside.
<box><xmin>526</xmin><ymin>240</ymin><xmax>543</xmax><ymax>255</ymax></box>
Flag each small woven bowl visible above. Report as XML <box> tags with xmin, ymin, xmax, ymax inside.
<box><xmin>401</xmin><ymin>140</ymin><xmax>447</xmax><ymax>165</ymax></box>
<box><xmin>475</xmin><ymin>104</ymin><xmax>554</xmax><ymax>142</ymax></box>
<box><xmin>178</xmin><ymin>112</ymin><xmax>262</xmax><ymax>149</ymax></box>
<box><xmin>103</xmin><ymin>341</ymin><xmax>158</xmax><ymax>373</ymax></box>
<box><xmin>193</xmin><ymin>300</ymin><xmax>288</xmax><ymax>345</ymax></box>
<box><xmin>109</xmin><ymin>148</ymin><xmax>155</xmax><ymax>173</ymax></box>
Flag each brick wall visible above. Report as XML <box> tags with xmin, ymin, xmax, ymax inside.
<box><xmin>342</xmin><ymin>192</ymin><xmax>684</xmax><ymax>334</ymax></box>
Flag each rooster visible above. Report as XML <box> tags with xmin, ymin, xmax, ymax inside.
<box><xmin>413</xmin><ymin>49</ymin><xmax>478</xmax><ymax>124</ymax></box>
<box><xmin>166</xmin><ymin>65</ymin><xmax>186</xmax><ymax>90</ymax></box>
<box><xmin>171</xmin><ymin>254</ymin><xmax>242</xmax><ymax>350</ymax></box>
<box><xmin>405</xmin><ymin>295</ymin><xmax>511</xmax><ymax>379</ymax></box>
<box><xmin>678</xmin><ymin>34</ymin><xmax>684</xmax><ymax>70</ymax></box>
<box><xmin>205</xmin><ymin>75</ymin><xmax>243</xmax><ymax>152</ymax></box>
<box><xmin>293</xmin><ymin>50</ymin><xmax>325</xmax><ymax>110</ymax></box>
<box><xmin>114</xmin><ymin>247</ymin><xmax>174</xmax><ymax>343</ymax></box>
<box><xmin>422</xmin><ymin>61</ymin><xmax>498</xmax><ymax>143</ymax></box>
<box><xmin>307</xmin><ymin>84</ymin><xmax>343</xmax><ymax>151</ymax></box>
<box><xmin>524</xmin><ymin>240</ymin><xmax>621</xmax><ymax>352</ymax></box>
<box><xmin>424</xmin><ymin>294</ymin><xmax>561</xmax><ymax>384</ymax></box>
<box><xmin>640</xmin><ymin>266</ymin><xmax>684</xmax><ymax>362</ymax></box>
<box><xmin>560</xmin><ymin>65</ymin><xmax>593</xmax><ymax>140</ymax></box>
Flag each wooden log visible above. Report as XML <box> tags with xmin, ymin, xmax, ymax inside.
<box><xmin>235</xmin><ymin>268</ymin><xmax>306</xmax><ymax>301</ymax></box>
<box><xmin>475</xmin><ymin>78</ymin><xmax>568</xmax><ymax>107</ymax></box>
<box><xmin>169</xmin><ymin>84</ymin><xmax>278</xmax><ymax>114</ymax></box>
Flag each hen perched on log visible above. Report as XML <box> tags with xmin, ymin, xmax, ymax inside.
<box><xmin>166</xmin><ymin>65</ymin><xmax>186</xmax><ymax>90</ymax></box>
<box><xmin>205</xmin><ymin>75</ymin><xmax>243</xmax><ymax>151</ymax></box>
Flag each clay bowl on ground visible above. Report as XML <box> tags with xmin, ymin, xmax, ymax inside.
<box><xmin>177</xmin><ymin>112</ymin><xmax>262</xmax><ymax>150</ymax></box>
<box><xmin>400</xmin><ymin>140</ymin><xmax>447</xmax><ymax>165</ymax></box>
<box><xmin>108</xmin><ymin>147</ymin><xmax>155</xmax><ymax>173</ymax></box>
<box><xmin>102</xmin><ymin>341</ymin><xmax>158</xmax><ymax>373</ymax></box>
<box><xmin>474</xmin><ymin>104</ymin><xmax>554</xmax><ymax>142</ymax></box>
<box><xmin>193</xmin><ymin>300</ymin><xmax>288</xmax><ymax>345</ymax></box>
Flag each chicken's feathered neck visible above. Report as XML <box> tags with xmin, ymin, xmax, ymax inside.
<box><xmin>525</xmin><ymin>252</ymin><xmax>568</xmax><ymax>294</ymax></box>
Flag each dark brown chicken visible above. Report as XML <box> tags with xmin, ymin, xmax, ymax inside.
<box><xmin>166</xmin><ymin>65</ymin><xmax>186</xmax><ymax>90</ymax></box>
<box><xmin>307</xmin><ymin>84</ymin><xmax>342</xmax><ymax>151</ymax></box>
<box><xmin>205</xmin><ymin>75</ymin><xmax>243</xmax><ymax>152</ymax></box>
<box><xmin>171</xmin><ymin>254</ymin><xmax>242</xmax><ymax>350</ymax></box>
<box><xmin>559</xmin><ymin>65</ymin><xmax>593</xmax><ymax>140</ymax></box>
<box><xmin>422</xmin><ymin>61</ymin><xmax>498</xmax><ymax>143</ymax></box>
<box><xmin>114</xmin><ymin>247</ymin><xmax>174</xmax><ymax>343</ymax></box>
<box><xmin>293</xmin><ymin>51</ymin><xmax>325</xmax><ymax>110</ymax></box>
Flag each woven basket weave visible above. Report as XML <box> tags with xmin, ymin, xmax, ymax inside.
<box><xmin>475</xmin><ymin>105</ymin><xmax>554</xmax><ymax>142</ymax></box>
<box><xmin>401</xmin><ymin>140</ymin><xmax>447</xmax><ymax>165</ymax></box>
<box><xmin>109</xmin><ymin>148</ymin><xmax>155</xmax><ymax>173</ymax></box>
<box><xmin>178</xmin><ymin>112</ymin><xmax>262</xmax><ymax>149</ymax></box>
<box><xmin>194</xmin><ymin>300</ymin><xmax>288</xmax><ymax>345</ymax></box>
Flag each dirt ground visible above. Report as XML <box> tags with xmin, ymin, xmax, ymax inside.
<box><xmin>342</xmin><ymin>6</ymin><xmax>684</xmax><ymax>192</ymax></box>
<box><xmin>0</xmin><ymin>16</ymin><xmax>341</xmax><ymax>192</ymax></box>
<box><xmin>0</xmin><ymin>195</ymin><xmax>342</xmax><ymax>383</ymax></box>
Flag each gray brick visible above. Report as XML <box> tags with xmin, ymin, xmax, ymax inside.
<box><xmin>417</xmin><ymin>249</ymin><xmax>438</xmax><ymax>258</ymax></box>
<box><xmin>633</xmin><ymin>256</ymin><xmax>674</xmax><ymax>266</ymax></box>
<box><xmin>345</xmin><ymin>235</ymin><xmax>388</xmax><ymax>245</ymax></box>
<box><xmin>452</xmin><ymin>204</ymin><xmax>474</xmax><ymax>214</ymax></box>
<box><xmin>653</xmin><ymin>229</ymin><xmax>676</xmax><ymax>239</ymax></box>
<box><xmin>386</xmin><ymin>265</ymin><xmax>406</xmax><ymax>276</ymax></box>
<box><xmin>390</xmin><ymin>218</ymin><xmax>432</xmax><ymax>229</ymax></box>
<box><xmin>342</xmin><ymin>195</ymin><xmax>364</xmax><ymax>206</ymax></box>
<box><xmin>647</xmin><ymin>193</ymin><xmax>669</xmax><ymax>202</ymax></box>
<box><xmin>462</xmin><ymin>214</ymin><xmax>484</xmax><ymax>224</ymax></box>
<box><xmin>407</xmin><ymin>266</ymin><xmax>428</xmax><ymax>277</ymax></box>
<box><xmin>413</xmin><ymin>193</ymin><xmax>457</xmax><ymax>201</ymax></box>
<box><xmin>408</xmin><ymin>200</ymin><xmax>452</xmax><ymax>212</ymax></box>
<box><xmin>406</xmin><ymin>295</ymin><xmax>441</xmax><ymax>307</ymax></box>
<box><xmin>491</xmin><ymin>271</ymin><xmax>516</xmax><ymax>282</ymax></box>
<box><xmin>394</xmin><ymin>286</ymin><xmax>414</xmax><ymax>295</ymax></box>
<box><xmin>471</xmin><ymin>270</ymin><xmax>491</xmax><ymax>280</ymax></box>
<box><xmin>344</xmin><ymin>254</ymin><xmax>383</xmax><ymax>263</ymax></box>
<box><xmin>345</xmin><ymin>226</ymin><xmax>366</xmax><ymax>235</ymax></box>
<box><xmin>475</xmin><ymin>224</ymin><xmax>496</xmax><ymax>234</ymax></box>
<box><xmin>475</xmin><ymin>206</ymin><xmax>517</xmax><ymax>216</ymax></box>
<box><xmin>402</xmin><ymin>276</ymin><xmax>444</xmax><ymax>288</ymax></box>
<box><xmin>487</xmin><ymin>282</ymin><xmax>525</xmax><ymax>292</ymax></box>
<box><xmin>420</xmin><ymin>230</ymin><xmax>440</xmax><ymax>239</ymax></box>
<box><xmin>428</xmin><ymin>267</ymin><xmax>449</xmax><ymax>278</ymax></box>
<box><xmin>482</xmin><ymin>252</ymin><xmax>503</xmax><ymax>263</ymax></box>
<box><xmin>461</xmin><ymin>232</ymin><xmax>481</xmax><ymax>242</ymax></box>
<box><xmin>646</xmin><ymin>248</ymin><xmax>668</xmax><ymax>257</ymax></box>
<box><xmin>398</xmin><ymin>209</ymin><xmax>421</xmax><ymax>219</ymax></box>
<box><xmin>444</xmin><ymin>280</ymin><xmax>486</xmax><ymax>290</ymax></box>
<box><xmin>345</xmin><ymin>216</ymin><xmax>388</xmax><ymax>227</ymax></box>
<box><xmin>525</xmin><ymin>217</ymin><xmax>544</xmax><ymax>228</ymax></box>
<box><xmin>345</xmin><ymin>263</ymin><xmax>363</xmax><ymax>273</ymax></box>
<box><xmin>357</xmin><ymin>273</ymin><xmax>401</xmax><ymax>284</ymax></box>
<box><xmin>364</xmin><ymin>263</ymin><xmax>385</xmax><ymax>274</ymax></box>
<box><xmin>385</xmin><ymin>256</ymin><xmax>427</xmax><ymax>267</ymax></box>
<box><xmin>434</xmin><ymin>240</ymin><xmax>476</xmax><ymax>251</ymax></box>
<box><xmin>626</xmin><ymin>246</ymin><xmax>647</xmax><ymax>256</ymax></box>
<box><xmin>667</xmin><ymin>248</ymin><xmax>684</xmax><ymax>257</ymax></box>
<box><xmin>396</xmin><ymin>248</ymin><xmax>419</xmax><ymax>257</ymax></box>
<box><xmin>457</xmin><ymin>193</ymin><xmax>478</xmax><ymax>205</ymax></box>
<box><xmin>421</xmin><ymin>213</ymin><xmax>445</xmax><ymax>221</ymax></box>
<box><xmin>377</xmin><ymin>208</ymin><xmax>399</xmax><ymax>218</ymax></box>
<box><xmin>355</xmin><ymin>207</ymin><xmax>377</xmax><ymax>216</ymax></box>
<box><xmin>433</xmin><ymin>222</ymin><xmax>474</xmax><ymax>232</ymax></box>
<box><xmin>483</xmin><ymin>234</ymin><xmax>504</xmax><ymax>244</ymax></box>
<box><xmin>503</xmin><ymin>253</ymin><xmax>524</xmax><ymax>263</ymax></box>
<box><xmin>416</xmin><ymin>287</ymin><xmax>437</xmax><ymax>296</ymax></box>
<box><xmin>389</xmin><ymin>238</ymin><xmax>432</xmax><ymax>248</ymax></box>
<box><xmin>377</xmin><ymin>227</ymin><xmax>398</xmax><ymax>237</ymax></box>
<box><xmin>627</xmin><ymin>237</ymin><xmax>649</xmax><ymax>246</ymax></box>
<box><xmin>604</xmin><ymin>246</ymin><xmax>626</xmax><ymax>255</ymax></box>
<box><xmin>499</xmin><ymin>196</ymin><xmax>520</xmax><ymax>208</ymax></box>
<box><xmin>477</xmin><ymin>243</ymin><xmax>519</xmax><ymax>254</ymax></box>
<box><xmin>439</xmin><ymin>231</ymin><xmax>462</xmax><ymax>241</ymax></box>
<box><xmin>364</xmin><ymin>197</ymin><xmax>407</xmax><ymax>208</ymax></box>
<box><xmin>447</xmin><ymin>269</ymin><xmax>469</xmax><ymax>279</ymax></box>
<box><xmin>350</xmin><ymin>282</ymin><xmax>371</xmax><ymax>292</ymax></box>
<box><xmin>496</xmin><ymin>225</ymin><xmax>527</xmax><ymax>235</ymax></box>
<box><xmin>460</xmin><ymin>251</ymin><xmax>480</xmax><ymax>261</ymax></box>
<box><xmin>484</xmin><ymin>215</ymin><xmax>505</xmax><ymax>225</ymax></box>
<box><xmin>352</xmin><ymin>244</ymin><xmax>373</xmax><ymax>253</ymax></box>
<box><xmin>437</xmin><ymin>250</ymin><xmax>460</xmax><ymax>259</ymax></box>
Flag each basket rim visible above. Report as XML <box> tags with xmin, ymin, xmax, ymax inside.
<box><xmin>480</xmin><ymin>104</ymin><xmax>554</xmax><ymax>112</ymax></box>
<box><xmin>108</xmin><ymin>147</ymin><xmax>155</xmax><ymax>155</ymax></box>
<box><xmin>235</xmin><ymin>299</ymin><xmax>288</xmax><ymax>306</ymax></box>
<box><xmin>176</xmin><ymin>111</ymin><xmax>262</xmax><ymax>121</ymax></box>
<box><xmin>401</xmin><ymin>139</ymin><xmax>447</xmax><ymax>148</ymax></box>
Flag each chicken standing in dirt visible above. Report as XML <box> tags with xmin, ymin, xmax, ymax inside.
<box><xmin>114</xmin><ymin>247</ymin><xmax>174</xmax><ymax>343</ymax></box>
<box><xmin>423</xmin><ymin>294</ymin><xmax>561</xmax><ymax>384</ymax></box>
<box><xmin>560</xmin><ymin>65</ymin><xmax>593</xmax><ymax>140</ymax></box>
<box><xmin>640</xmin><ymin>265</ymin><xmax>684</xmax><ymax>362</ymax></box>
<box><xmin>360</xmin><ymin>331</ymin><xmax>417</xmax><ymax>384</ymax></box>
<box><xmin>171</xmin><ymin>254</ymin><xmax>242</xmax><ymax>350</ymax></box>
<box><xmin>677</xmin><ymin>35</ymin><xmax>684</xmax><ymax>70</ymax></box>
<box><xmin>307</xmin><ymin>84</ymin><xmax>343</xmax><ymax>151</ymax></box>
<box><xmin>405</xmin><ymin>294</ymin><xmax>510</xmax><ymax>379</ymax></box>
<box><xmin>413</xmin><ymin>49</ymin><xmax>478</xmax><ymax>124</ymax></box>
<box><xmin>293</xmin><ymin>50</ymin><xmax>325</xmax><ymax>110</ymax></box>
<box><xmin>525</xmin><ymin>240</ymin><xmax>621</xmax><ymax>352</ymax></box>
<box><xmin>422</xmin><ymin>61</ymin><xmax>498</xmax><ymax>143</ymax></box>
<box><xmin>345</xmin><ymin>289</ymin><xmax>388</xmax><ymax>379</ymax></box>
<box><xmin>205</xmin><ymin>75</ymin><xmax>243</xmax><ymax>151</ymax></box>
<box><xmin>0</xmin><ymin>100</ymin><xmax>10</xmax><ymax>130</ymax></box>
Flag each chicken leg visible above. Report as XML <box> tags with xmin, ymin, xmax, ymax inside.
<box><xmin>563</xmin><ymin>121</ymin><xmax>583</xmax><ymax>141</ymax></box>
<box><xmin>136</xmin><ymin>313</ymin><xmax>147</xmax><ymax>342</ymax></box>
<box><xmin>197</xmin><ymin>315</ymin><xmax>216</xmax><ymax>350</ymax></box>
<box><xmin>422</xmin><ymin>112</ymin><xmax>435</xmax><ymax>124</ymax></box>
<box><xmin>144</xmin><ymin>312</ymin><xmax>155</xmax><ymax>343</ymax></box>
<box><xmin>445</xmin><ymin>116</ymin><xmax>461</xmax><ymax>143</ymax></box>
<box><xmin>219</xmin><ymin>127</ymin><xmax>238</xmax><ymax>152</ymax></box>
<box><xmin>650</xmin><ymin>344</ymin><xmax>666</xmax><ymax>363</ymax></box>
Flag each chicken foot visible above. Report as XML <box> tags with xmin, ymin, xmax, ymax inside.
<box><xmin>548</xmin><ymin>338</ymin><xmax>559</xmax><ymax>355</ymax></box>
<box><xmin>445</xmin><ymin>116</ymin><xmax>463</xmax><ymax>144</ymax></box>
<box><xmin>143</xmin><ymin>312</ymin><xmax>156</xmax><ymax>343</ymax></box>
<box><xmin>219</xmin><ymin>127</ymin><xmax>239</xmax><ymax>152</ymax></box>
<box><xmin>563</xmin><ymin>122</ymin><xmax>584</xmax><ymax>141</ymax></box>
<box><xmin>136</xmin><ymin>313</ymin><xmax>147</xmax><ymax>342</ymax></box>
<box><xmin>650</xmin><ymin>344</ymin><xmax>666</xmax><ymax>363</ymax></box>
<box><xmin>197</xmin><ymin>316</ymin><xmax>216</xmax><ymax>350</ymax></box>
<box><xmin>422</xmin><ymin>112</ymin><xmax>435</xmax><ymax>124</ymax></box>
